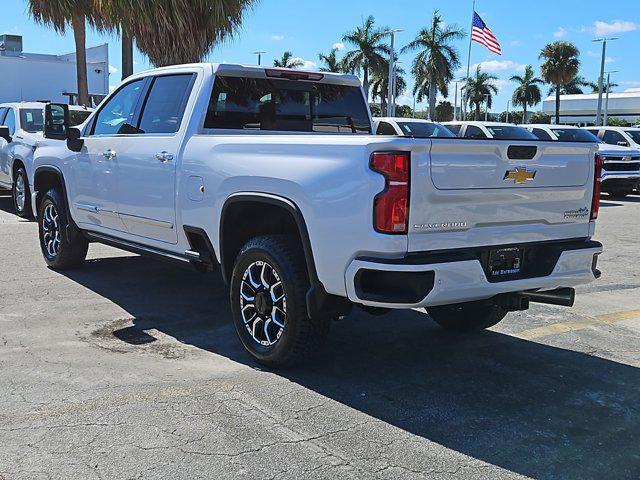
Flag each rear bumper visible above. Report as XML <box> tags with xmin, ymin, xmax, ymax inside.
<box><xmin>345</xmin><ymin>240</ymin><xmax>603</xmax><ymax>309</ymax></box>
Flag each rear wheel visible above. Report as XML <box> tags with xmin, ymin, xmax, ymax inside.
<box><xmin>230</xmin><ymin>235</ymin><xmax>330</xmax><ymax>367</ymax></box>
<box><xmin>427</xmin><ymin>300</ymin><xmax>508</xmax><ymax>332</ymax></box>
<box><xmin>12</xmin><ymin>166</ymin><xmax>32</xmax><ymax>218</ymax></box>
<box><xmin>38</xmin><ymin>188</ymin><xmax>88</xmax><ymax>269</ymax></box>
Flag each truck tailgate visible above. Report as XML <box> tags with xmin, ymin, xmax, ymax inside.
<box><xmin>408</xmin><ymin>139</ymin><xmax>597</xmax><ymax>252</ymax></box>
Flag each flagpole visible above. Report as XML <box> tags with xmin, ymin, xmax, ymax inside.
<box><xmin>463</xmin><ymin>0</ymin><xmax>476</xmax><ymax>119</ymax></box>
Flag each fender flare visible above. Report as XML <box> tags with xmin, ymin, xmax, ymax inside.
<box><xmin>33</xmin><ymin>166</ymin><xmax>79</xmax><ymax>239</ymax></box>
<box><xmin>219</xmin><ymin>192</ymin><xmax>351</xmax><ymax>319</ymax></box>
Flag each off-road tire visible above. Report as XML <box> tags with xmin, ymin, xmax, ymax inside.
<box><xmin>230</xmin><ymin>235</ymin><xmax>330</xmax><ymax>367</ymax></box>
<box><xmin>38</xmin><ymin>188</ymin><xmax>88</xmax><ymax>269</ymax></box>
<box><xmin>427</xmin><ymin>300</ymin><xmax>508</xmax><ymax>332</ymax></box>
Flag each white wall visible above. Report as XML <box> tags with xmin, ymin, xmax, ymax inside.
<box><xmin>0</xmin><ymin>44</ymin><xmax>109</xmax><ymax>105</ymax></box>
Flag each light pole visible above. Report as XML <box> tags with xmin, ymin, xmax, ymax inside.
<box><xmin>385</xmin><ymin>29</ymin><xmax>403</xmax><ymax>117</ymax></box>
<box><xmin>253</xmin><ymin>51</ymin><xmax>266</xmax><ymax>66</ymax></box>
<box><xmin>603</xmin><ymin>70</ymin><xmax>618</xmax><ymax>126</ymax></box>
<box><xmin>593</xmin><ymin>37</ymin><xmax>617</xmax><ymax>126</ymax></box>
<box><xmin>453</xmin><ymin>82</ymin><xmax>459</xmax><ymax>120</ymax></box>
<box><xmin>484</xmin><ymin>93</ymin><xmax>490</xmax><ymax>121</ymax></box>
<box><xmin>506</xmin><ymin>100</ymin><xmax>510</xmax><ymax>123</ymax></box>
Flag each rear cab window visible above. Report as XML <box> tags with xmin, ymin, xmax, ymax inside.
<box><xmin>396</xmin><ymin>121</ymin><xmax>454</xmax><ymax>137</ymax></box>
<box><xmin>205</xmin><ymin>75</ymin><xmax>371</xmax><ymax>133</ymax></box>
<box><xmin>531</xmin><ymin>128</ymin><xmax>553</xmax><ymax>140</ymax></box>
<box><xmin>444</xmin><ymin>124</ymin><xmax>462</xmax><ymax>135</ymax></box>
<box><xmin>623</xmin><ymin>130</ymin><xmax>640</xmax><ymax>145</ymax></box>
<box><xmin>376</xmin><ymin>122</ymin><xmax>397</xmax><ymax>135</ymax></box>
<box><xmin>464</xmin><ymin>125</ymin><xmax>487</xmax><ymax>139</ymax></box>
<box><xmin>550</xmin><ymin>128</ymin><xmax>599</xmax><ymax>142</ymax></box>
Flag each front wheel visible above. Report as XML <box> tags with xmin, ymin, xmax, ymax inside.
<box><xmin>38</xmin><ymin>188</ymin><xmax>88</xmax><ymax>270</ymax></box>
<box><xmin>427</xmin><ymin>300</ymin><xmax>508</xmax><ymax>332</ymax></box>
<box><xmin>230</xmin><ymin>235</ymin><xmax>330</xmax><ymax>368</ymax></box>
<box><xmin>12</xmin><ymin>166</ymin><xmax>33</xmax><ymax>218</ymax></box>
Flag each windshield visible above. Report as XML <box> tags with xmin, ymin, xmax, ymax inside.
<box><xmin>69</xmin><ymin>110</ymin><xmax>92</xmax><ymax>127</ymax></box>
<box><xmin>19</xmin><ymin>109</ymin><xmax>44</xmax><ymax>132</ymax></box>
<box><xmin>550</xmin><ymin>128</ymin><xmax>599</xmax><ymax>142</ymax></box>
<box><xmin>396</xmin><ymin>121</ymin><xmax>454</xmax><ymax>137</ymax></box>
<box><xmin>205</xmin><ymin>76</ymin><xmax>371</xmax><ymax>133</ymax></box>
<box><xmin>486</xmin><ymin>125</ymin><xmax>537</xmax><ymax>140</ymax></box>
<box><xmin>625</xmin><ymin>130</ymin><xmax>640</xmax><ymax>144</ymax></box>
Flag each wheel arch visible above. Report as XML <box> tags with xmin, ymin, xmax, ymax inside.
<box><xmin>32</xmin><ymin>166</ymin><xmax>77</xmax><ymax>236</ymax></box>
<box><xmin>219</xmin><ymin>193</ymin><xmax>352</xmax><ymax>320</ymax></box>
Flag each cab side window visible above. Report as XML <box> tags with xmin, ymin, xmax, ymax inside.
<box><xmin>376</xmin><ymin>122</ymin><xmax>397</xmax><ymax>135</ymax></box>
<box><xmin>602</xmin><ymin>130</ymin><xmax>628</xmax><ymax>146</ymax></box>
<box><xmin>138</xmin><ymin>74</ymin><xmax>194</xmax><ymax>134</ymax></box>
<box><xmin>464</xmin><ymin>125</ymin><xmax>487</xmax><ymax>139</ymax></box>
<box><xmin>531</xmin><ymin>128</ymin><xmax>553</xmax><ymax>140</ymax></box>
<box><xmin>92</xmin><ymin>79</ymin><xmax>145</xmax><ymax>136</ymax></box>
<box><xmin>0</xmin><ymin>107</ymin><xmax>7</xmax><ymax>124</ymax></box>
<box><xmin>3</xmin><ymin>109</ymin><xmax>16</xmax><ymax>136</ymax></box>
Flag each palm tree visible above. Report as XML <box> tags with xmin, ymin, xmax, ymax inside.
<box><xmin>547</xmin><ymin>75</ymin><xmax>593</xmax><ymax>95</ymax></box>
<box><xmin>466</xmin><ymin>66</ymin><xmax>498</xmax><ymax>120</ymax></box>
<box><xmin>28</xmin><ymin>0</ymin><xmax>96</xmax><ymax>106</ymax></box>
<box><xmin>401</xmin><ymin>11</ymin><xmax>465</xmax><ymax>120</ymax></box>
<box><xmin>318</xmin><ymin>48</ymin><xmax>346</xmax><ymax>73</ymax></box>
<box><xmin>342</xmin><ymin>16</ymin><xmax>390</xmax><ymax>101</ymax></box>
<box><xmin>370</xmin><ymin>61</ymin><xmax>406</xmax><ymax>112</ymax></box>
<box><xmin>273</xmin><ymin>51</ymin><xmax>304</xmax><ymax>69</ymax></box>
<box><xmin>510</xmin><ymin>65</ymin><xmax>543</xmax><ymax>123</ymax></box>
<box><xmin>98</xmin><ymin>0</ymin><xmax>256</xmax><ymax>67</ymax></box>
<box><xmin>539</xmin><ymin>41</ymin><xmax>580</xmax><ymax>124</ymax></box>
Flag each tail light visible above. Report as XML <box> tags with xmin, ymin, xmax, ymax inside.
<box><xmin>591</xmin><ymin>153</ymin><xmax>602</xmax><ymax>220</ymax></box>
<box><xmin>370</xmin><ymin>152</ymin><xmax>410</xmax><ymax>234</ymax></box>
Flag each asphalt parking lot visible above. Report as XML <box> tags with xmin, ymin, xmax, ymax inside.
<box><xmin>1</xmin><ymin>191</ymin><xmax>639</xmax><ymax>480</ymax></box>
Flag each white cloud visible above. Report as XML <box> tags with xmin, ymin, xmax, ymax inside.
<box><xmin>271</xmin><ymin>35</ymin><xmax>285</xmax><ymax>41</ymax></box>
<box><xmin>553</xmin><ymin>27</ymin><xmax>567</xmax><ymax>39</ymax></box>
<box><xmin>594</xmin><ymin>20</ymin><xmax>637</xmax><ymax>36</ymax></box>
<box><xmin>108</xmin><ymin>64</ymin><xmax>118</xmax><ymax>74</ymax></box>
<box><xmin>472</xmin><ymin>60</ymin><xmax>526</xmax><ymax>72</ymax></box>
<box><xmin>493</xmin><ymin>79</ymin><xmax>515</xmax><ymax>93</ymax></box>
<box><xmin>621</xmin><ymin>80</ymin><xmax>640</xmax><ymax>86</ymax></box>
<box><xmin>332</xmin><ymin>42</ymin><xmax>345</xmax><ymax>51</ymax></box>
<box><xmin>292</xmin><ymin>57</ymin><xmax>318</xmax><ymax>70</ymax></box>
<box><xmin>624</xmin><ymin>88</ymin><xmax>640</xmax><ymax>93</ymax></box>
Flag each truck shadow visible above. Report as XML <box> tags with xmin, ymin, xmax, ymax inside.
<box><xmin>61</xmin><ymin>254</ymin><xmax>640</xmax><ymax>479</ymax></box>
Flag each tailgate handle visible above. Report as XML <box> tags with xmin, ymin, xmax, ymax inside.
<box><xmin>508</xmin><ymin>145</ymin><xmax>537</xmax><ymax>160</ymax></box>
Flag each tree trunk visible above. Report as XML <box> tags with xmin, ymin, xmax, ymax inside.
<box><xmin>475</xmin><ymin>103</ymin><xmax>480</xmax><ymax>120</ymax></box>
<box><xmin>362</xmin><ymin>63</ymin><xmax>369</xmax><ymax>102</ymax></box>
<box><xmin>428</xmin><ymin>83</ymin><xmax>437</xmax><ymax>121</ymax></box>
<box><xmin>121</xmin><ymin>29</ymin><xmax>134</xmax><ymax>81</ymax></box>
<box><xmin>555</xmin><ymin>86</ymin><xmax>560</xmax><ymax>124</ymax></box>
<box><xmin>72</xmin><ymin>12</ymin><xmax>89</xmax><ymax>107</ymax></box>
<box><xmin>522</xmin><ymin>104</ymin><xmax>527</xmax><ymax>124</ymax></box>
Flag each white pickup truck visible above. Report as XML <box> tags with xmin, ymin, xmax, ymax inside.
<box><xmin>32</xmin><ymin>63</ymin><xmax>603</xmax><ymax>367</ymax></box>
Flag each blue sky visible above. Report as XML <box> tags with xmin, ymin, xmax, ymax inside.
<box><xmin>2</xmin><ymin>0</ymin><xmax>639</xmax><ymax>112</ymax></box>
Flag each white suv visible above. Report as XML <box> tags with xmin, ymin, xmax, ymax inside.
<box><xmin>0</xmin><ymin>102</ymin><xmax>92</xmax><ymax>217</ymax></box>
<box><xmin>442</xmin><ymin>121</ymin><xmax>537</xmax><ymax>140</ymax></box>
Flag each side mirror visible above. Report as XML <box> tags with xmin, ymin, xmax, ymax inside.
<box><xmin>44</xmin><ymin>103</ymin><xmax>69</xmax><ymax>140</ymax></box>
<box><xmin>66</xmin><ymin>127</ymin><xmax>84</xmax><ymax>152</ymax></box>
<box><xmin>617</xmin><ymin>141</ymin><xmax>629</xmax><ymax>147</ymax></box>
<box><xmin>0</xmin><ymin>125</ymin><xmax>12</xmax><ymax>143</ymax></box>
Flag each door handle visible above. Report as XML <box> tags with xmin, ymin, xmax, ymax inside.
<box><xmin>156</xmin><ymin>151</ymin><xmax>174</xmax><ymax>162</ymax></box>
<box><xmin>103</xmin><ymin>149</ymin><xmax>117</xmax><ymax>160</ymax></box>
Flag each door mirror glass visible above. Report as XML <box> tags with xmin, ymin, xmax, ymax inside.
<box><xmin>66</xmin><ymin>127</ymin><xmax>84</xmax><ymax>152</ymax></box>
<box><xmin>44</xmin><ymin>103</ymin><xmax>69</xmax><ymax>140</ymax></box>
<box><xmin>0</xmin><ymin>125</ymin><xmax>11</xmax><ymax>143</ymax></box>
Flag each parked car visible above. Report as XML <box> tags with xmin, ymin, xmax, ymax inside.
<box><xmin>526</xmin><ymin>124</ymin><xmax>640</xmax><ymax>198</ymax></box>
<box><xmin>0</xmin><ymin>102</ymin><xmax>92</xmax><ymax>217</ymax></box>
<box><xmin>442</xmin><ymin>121</ymin><xmax>538</xmax><ymax>139</ymax></box>
<box><xmin>373</xmin><ymin>117</ymin><xmax>455</xmax><ymax>137</ymax></box>
<box><xmin>32</xmin><ymin>63</ymin><xmax>602</xmax><ymax>367</ymax></box>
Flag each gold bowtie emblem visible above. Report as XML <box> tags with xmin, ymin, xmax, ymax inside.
<box><xmin>504</xmin><ymin>167</ymin><xmax>536</xmax><ymax>184</ymax></box>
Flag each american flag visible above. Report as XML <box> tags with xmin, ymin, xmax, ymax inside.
<box><xmin>471</xmin><ymin>12</ymin><xmax>502</xmax><ymax>55</ymax></box>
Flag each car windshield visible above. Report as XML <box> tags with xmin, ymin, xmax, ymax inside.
<box><xmin>69</xmin><ymin>109</ymin><xmax>92</xmax><ymax>127</ymax></box>
<box><xmin>396</xmin><ymin>121</ymin><xmax>454</xmax><ymax>137</ymax></box>
<box><xmin>19</xmin><ymin>109</ymin><xmax>44</xmax><ymax>132</ymax></box>
<box><xmin>485</xmin><ymin>125</ymin><xmax>537</xmax><ymax>140</ymax></box>
<box><xmin>550</xmin><ymin>128</ymin><xmax>599</xmax><ymax>142</ymax></box>
<box><xmin>624</xmin><ymin>130</ymin><xmax>640</xmax><ymax>144</ymax></box>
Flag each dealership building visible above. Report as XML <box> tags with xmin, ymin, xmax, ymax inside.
<box><xmin>0</xmin><ymin>34</ymin><xmax>109</xmax><ymax>106</ymax></box>
<box><xmin>542</xmin><ymin>90</ymin><xmax>640</xmax><ymax>125</ymax></box>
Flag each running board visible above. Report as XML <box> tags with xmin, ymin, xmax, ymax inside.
<box><xmin>84</xmin><ymin>231</ymin><xmax>192</xmax><ymax>264</ymax></box>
